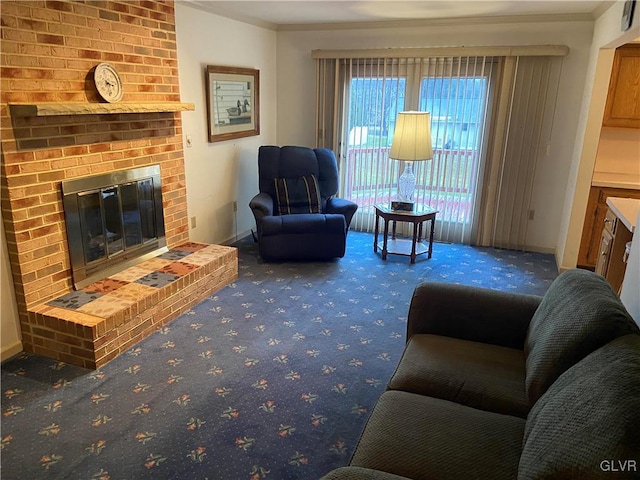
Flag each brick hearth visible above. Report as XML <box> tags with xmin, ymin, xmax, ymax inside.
<box><xmin>24</xmin><ymin>242</ymin><xmax>237</xmax><ymax>369</ymax></box>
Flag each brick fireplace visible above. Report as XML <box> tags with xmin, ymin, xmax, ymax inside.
<box><xmin>1</xmin><ymin>1</ymin><xmax>237</xmax><ymax>368</ymax></box>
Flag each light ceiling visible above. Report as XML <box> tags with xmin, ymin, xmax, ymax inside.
<box><xmin>179</xmin><ymin>1</ymin><xmax>613</xmax><ymax>30</ymax></box>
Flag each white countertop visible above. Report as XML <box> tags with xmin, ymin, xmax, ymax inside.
<box><xmin>606</xmin><ymin>197</ymin><xmax>640</xmax><ymax>232</ymax></box>
<box><xmin>592</xmin><ymin>172</ymin><xmax>640</xmax><ymax>190</ymax></box>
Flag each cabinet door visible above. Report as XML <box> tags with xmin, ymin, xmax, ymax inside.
<box><xmin>595</xmin><ymin>228</ymin><xmax>613</xmax><ymax>277</ymax></box>
<box><xmin>587</xmin><ymin>204</ymin><xmax>610</xmax><ymax>267</ymax></box>
<box><xmin>603</xmin><ymin>45</ymin><xmax>640</xmax><ymax>128</ymax></box>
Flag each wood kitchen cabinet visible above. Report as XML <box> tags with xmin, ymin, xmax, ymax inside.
<box><xmin>595</xmin><ymin>225</ymin><xmax>613</xmax><ymax>278</ymax></box>
<box><xmin>603</xmin><ymin>44</ymin><xmax>640</xmax><ymax>128</ymax></box>
<box><xmin>595</xmin><ymin>204</ymin><xmax>634</xmax><ymax>293</ymax></box>
<box><xmin>578</xmin><ymin>186</ymin><xmax>640</xmax><ymax>269</ymax></box>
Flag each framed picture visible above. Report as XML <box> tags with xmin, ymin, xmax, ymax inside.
<box><xmin>205</xmin><ymin>65</ymin><xmax>260</xmax><ymax>142</ymax></box>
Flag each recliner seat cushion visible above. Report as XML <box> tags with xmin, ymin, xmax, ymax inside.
<box><xmin>258</xmin><ymin>214</ymin><xmax>347</xmax><ymax>261</ymax></box>
<box><xmin>387</xmin><ymin>334</ymin><xmax>529</xmax><ymax>417</ymax></box>
<box><xmin>524</xmin><ymin>269</ymin><xmax>639</xmax><ymax>404</ymax></box>
<box><xmin>519</xmin><ymin>334</ymin><xmax>640</xmax><ymax>480</ymax></box>
<box><xmin>260</xmin><ymin>213</ymin><xmax>346</xmax><ymax>236</ymax></box>
<box><xmin>350</xmin><ymin>390</ymin><xmax>525</xmax><ymax>480</ymax></box>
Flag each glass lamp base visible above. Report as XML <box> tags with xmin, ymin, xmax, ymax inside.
<box><xmin>398</xmin><ymin>162</ymin><xmax>416</xmax><ymax>203</ymax></box>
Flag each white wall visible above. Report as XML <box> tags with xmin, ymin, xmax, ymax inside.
<box><xmin>595</xmin><ymin>127</ymin><xmax>640</xmax><ymax>175</ymax></box>
<box><xmin>1</xmin><ymin>217</ymin><xmax>22</xmax><ymax>362</ymax></box>
<box><xmin>276</xmin><ymin>20</ymin><xmax>594</xmax><ymax>252</ymax></box>
<box><xmin>175</xmin><ymin>4</ymin><xmax>277</xmax><ymax>245</ymax></box>
<box><xmin>557</xmin><ymin>2</ymin><xmax>640</xmax><ymax>271</ymax></box>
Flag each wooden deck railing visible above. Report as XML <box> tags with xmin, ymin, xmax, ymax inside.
<box><xmin>343</xmin><ymin>146</ymin><xmax>477</xmax><ymax>219</ymax></box>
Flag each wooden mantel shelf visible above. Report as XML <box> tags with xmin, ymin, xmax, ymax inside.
<box><xmin>9</xmin><ymin>102</ymin><xmax>195</xmax><ymax>117</ymax></box>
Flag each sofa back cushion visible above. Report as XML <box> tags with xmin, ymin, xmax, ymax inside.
<box><xmin>519</xmin><ymin>334</ymin><xmax>640</xmax><ymax>480</ymax></box>
<box><xmin>524</xmin><ymin>269</ymin><xmax>638</xmax><ymax>404</ymax></box>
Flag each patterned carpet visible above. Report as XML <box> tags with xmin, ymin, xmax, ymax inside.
<box><xmin>1</xmin><ymin>231</ymin><xmax>557</xmax><ymax>480</ymax></box>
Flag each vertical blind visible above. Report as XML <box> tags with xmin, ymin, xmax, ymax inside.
<box><xmin>482</xmin><ymin>56</ymin><xmax>563</xmax><ymax>249</ymax></box>
<box><xmin>314</xmin><ymin>46</ymin><xmax>567</xmax><ymax>249</ymax></box>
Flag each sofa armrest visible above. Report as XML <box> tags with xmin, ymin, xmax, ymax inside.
<box><xmin>321</xmin><ymin>467</ymin><xmax>412</xmax><ymax>480</ymax></box>
<box><xmin>325</xmin><ymin>197</ymin><xmax>358</xmax><ymax>228</ymax></box>
<box><xmin>407</xmin><ymin>282</ymin><xmax>542</xmax><ymax>349</ymax></box>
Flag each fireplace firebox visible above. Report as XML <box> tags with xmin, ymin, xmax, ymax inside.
<box><xmin>62</xmin><ymin>165</ymin><xmax>167</xmax><ymax>290</ymax></box>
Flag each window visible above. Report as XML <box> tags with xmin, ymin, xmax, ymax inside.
<box><xmin>340</xmin><ymin>57</ymin><xmax>494</xmax><ymax>243</ymax></box>
<box><xmin>315</xmin><ymin>48</ymin><xmax>566</xmax><ymax>249</ymax></box>
<box><xmin>344</xmin><ymin>76</ymin><xmax>406</xmax><ymax>212</ymax></box>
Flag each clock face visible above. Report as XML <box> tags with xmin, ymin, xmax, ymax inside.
<box><xmin>94</xmin><ymin>63</ymin><xmax>123</xmax><ymax>103</ymax></box>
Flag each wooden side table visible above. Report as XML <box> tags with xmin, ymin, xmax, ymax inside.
<box><xmin>374</xmin><ymin>204</ymin><xmax>438</xmax><ymax>263</ymax></box>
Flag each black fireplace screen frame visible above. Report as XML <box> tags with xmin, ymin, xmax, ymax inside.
<box><xmin>62</xmin><ymin>165</ymin><xmax>167</xmax><ymax>290</ymax></box>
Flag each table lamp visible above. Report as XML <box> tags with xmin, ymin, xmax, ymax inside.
<box><xmin>389</xmin><ymin>111</ymin><xmax>433</xmax><ymax>211</ymax></box>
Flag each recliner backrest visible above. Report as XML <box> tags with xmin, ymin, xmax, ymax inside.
<box><xmin>258</xmin><ymin>146</ymin><xmax>339</xmax><ymax>210</ymax></box>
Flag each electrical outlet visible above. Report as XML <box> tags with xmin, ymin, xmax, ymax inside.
<box><xmin>190</xmin><ymin>216</ymin><xmax>196</xmax><ymax>228</ymax></box>
<box><xmin>233</xmin><ymin>201</ymin><xmax>238</xmax><ymax>212</ymax></box>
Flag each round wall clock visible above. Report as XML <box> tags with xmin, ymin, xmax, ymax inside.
<box><xmin>94</xmin><ymin>63</ymin><xmax>123</xmax><ymax>103</ymax></box>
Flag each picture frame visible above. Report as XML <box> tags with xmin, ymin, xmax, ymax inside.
<box><xmin>205</xmin><ymin>65</ymin><xmax>260</xmax><ymax>142</ymax></box>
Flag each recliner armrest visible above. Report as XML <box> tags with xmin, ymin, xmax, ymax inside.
<box><xmin>249</xmin><ymin>192</ymin><xmax>274</xmax><ymax>217</ymax></box>
<box><xmin>407</xmin><ymin>282</ymin><xmax>542</xmax><ymax>349</ymax></box>
<box><xmin>325</xmin><ymin>197</ymin><xmax>358</xmax><ymax>228</ymax></box>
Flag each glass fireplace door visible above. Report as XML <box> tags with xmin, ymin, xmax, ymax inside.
<box><xmin>62</xmin><ymin>165</ymin><xmax>167</xmax><ymax>290</ymax></box>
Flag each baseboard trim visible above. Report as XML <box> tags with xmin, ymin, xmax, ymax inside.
<box><xmin>1</xmin><ymin>341</ymin><xmax>23</xmax><ymax>363</ymax></box>
<box><xmin>522</xmin><ymin>245</ymin><xmax>556</xmax><ymax>255</ymax></box>
<box><xmin>222</xmin><ymin>229</ymin><xmax>252</xmax><ymax>246</ymax></box>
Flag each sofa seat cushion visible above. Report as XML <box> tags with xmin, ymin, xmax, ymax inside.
<box><xmin>524</xmin><ymin>269</ymin><xmax>639</xmax><ymax>404</ymax></box>
<box><xmin>351</xmin><ymin>390</ymin><xmax>525</xmax><ymax>480</ymax></box>
<box><xmin>519</xmin><ymin>334</ymin><xmax>640</xmax><ymax>480</ymax></box>
<box><xmin>387</xmin><ymin>334</ymin><xmax>529</xmax><ymax>417</ymax></box>
<box><xmin>261</xmin><ymin>213</ymin><xmax>346</xmax><ymax>236</ymax></box>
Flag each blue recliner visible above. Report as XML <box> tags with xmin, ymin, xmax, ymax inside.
<box><xmin>249</xmin><ymin>146</ymin><xmax>358</xmax><ymax>261</ymax></box>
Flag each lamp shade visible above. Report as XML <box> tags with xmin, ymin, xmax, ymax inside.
<box><xmin>389</xmin><ymin>111</ymin><xmax>433</xmax><ymax>161</ymax></box>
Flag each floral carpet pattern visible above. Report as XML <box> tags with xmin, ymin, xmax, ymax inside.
<box><xmin>1</xmin><ymin>232</ymin><xmax>557</xmax><ymax>480</ymax></box>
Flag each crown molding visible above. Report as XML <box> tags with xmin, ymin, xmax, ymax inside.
<box><xmin>277</xmin><ymin>13</ymin><xmax>595</xmax><ymax>32</ymax></box>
